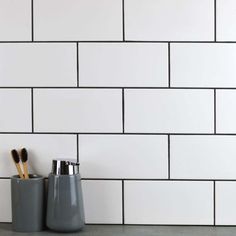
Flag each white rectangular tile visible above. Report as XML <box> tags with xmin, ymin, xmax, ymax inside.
<box><xmin>125</xmin><ymin>89</ymin><xmax>214</xmax><ymax>133</ymax></box>
<box><xmin>82</xmin><ymin>180</ymin><xmax>122</xmax><ymax>224</ymax></box>
<box><xmin>217</xmin><ymin>90</ymin><xmax>236</xmax><ymax>133</ymax></box>
<box><xmin>171</xmin><ymin>136</ymin><xmax>236</xmax><ymax>179</ymax></box>
<box><xmin>125</xmin><ymin>0</ymin><xmax>214</xmax><ymax>41</ymax></box>
<box><xmin>0</xmin><ymin>89</ymin><xmax>31</xmax><ymax>132</ymax></box>
<box><xmin>171</xmin><ymin>44</ymin><xmax>236</xmax><ymax>88</ymax></box>
<box><xmin>79</xmin><ymin>43</ymin><xmax>168</xmax><ymax>87</ymax></box>
<box><xmin>0</xmin><ymin>43</ymin><xmax>76</xmax><ymax>87</ymax></box>
<box><xmin>0</xmin><ymin>134</ymin><xmax>76</xmax><ymax>177</ymax></box>
<box><xmin>0</xmin><ymin>0</ymin><xmax>31</xmax><ymax>41</ymax></box>
<box><xmin>34</xmin><ymin>0</ymin><xmax>122</xmax><ymax>41</ymax></box>
<box><xmin>79</xmin><ymin>135</ymin><xmax>168</xmax><ymax>178</ymax></box>
<box><xmin>125</xmin><ymin>181</ymin><xmax>213</xmax><ymax>225</ymax></box>
<box><xmin>34</xmin><ymin>89</ymin><xmax>122</xmax><ymax>133</ymax></box>
<box><xmin>0</xmin><ymin>180</ymin><xmax>11</xmax><ymax>222</ymax></box>
<box><xmin>215</xmin><ymin>182</ymin><xmax>236</xmax><ymax>225</ymax></box>
<box><xmin>217</xmin><ymin>0</ymin><xmax>236</xmax><ymax>41</ymax></box>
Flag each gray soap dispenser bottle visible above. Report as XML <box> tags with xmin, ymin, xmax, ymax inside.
<box><xmin>46</xmin><ymin>159</ymin><xmax>85</xmax><ymax>232</ymax></box>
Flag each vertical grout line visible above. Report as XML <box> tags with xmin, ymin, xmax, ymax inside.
<box><xmin>122</xmin><ymin>179</ymin><xmax>125</xmax><ymax>224</ymax></box>
<box><xmin>214</xmin><ymin>89</ymin><xmax>216</xmax><ymax>134</ymax></box>
<box><xmin>213</xmin><ymin>181</ymin><xmax>216</xmax><ymax>225</ymax></box>
<box><xmin>31</xmin><ymin>88</ymin><xmax>34</xmax><ymax>133</ymax></box>
<box><xmin>168</xmin><ymin>43</ymin><xmax>171</xmax><ymax>87</ymax></box>
<box><xmin>76</xmin><ymin>43</ymin><xmax>79</xmax><ymax>87</ymax></box>
<box><xmin>122</xmin><ymin>0</ymin><xmax>125</xmax><ymax>41</ymax></box>
<box><xmin>168</xmin><ymin>135</ymin><xmax>170</xmax><ymax>179</ymax></box>
<box><xmin>122</xmin><ymin>89</ymin><xmax>125</xmax><ymax>133</ymax></box>
<box><xmin>77</xmin><ymin>134</ymin><xmax>79</xmax><ymax>163</ymax></box>
<box><xmin>214</xmin><ymin>0</ymin><xmax>217</xmax><ymax>42</ymax></box>
<box><xmin>31</xmin><ymin>0</ymin><xmax>34</xmax><ymax>41</ymax></box>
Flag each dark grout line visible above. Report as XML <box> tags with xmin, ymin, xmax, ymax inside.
<box><xmin>2</xmin><ymin>86</ymin><xmax>236</xmax><ymax>90</ymax></box>
<box><xmin>3</xmin><ymin>132</ymin><xmax>236</xmax><ymax>135</ymax></box>
<box><xmin>85</xmin><ymin>223</ymin><xmax>123</xmax><ymax>226</ymax></box>
<box><xmin>31</xmin><ymin>88</ymin><xmax>34</xmax><ymax>133</ymax></box>
<box><xmin>0</xmin><ymin>177</ymin><xmax>236</xmax><ymax>182</ymax></box>
<box><xmin>168</xmin><ymin>135</ymin><xmax>170</xmax><ymax>179</ymax></box>
<box><xmin>168</xmin><ymin>43</ymin><xmax>171</xmax><ymax>87</ymax></box>
<box><xmin>0</xmin><ymin>132</ymin><xmax>78</xmax><ymax>135</ymax></box>
<box><xmin>122</xmin><ymin>0</ymin><xmax>125</xmax><ymax>41</ymax></box>
<box><xmin>31</xmin><ymin>0</ymin><xmax>34</xmax><ymax>41</ymax></box>
<box><xmin>213</xmin><ymin>181</ymin><xmax>216</xmax><ymax>225</ymax></box>
<box><xmin>84</xmin><ymin>223</ymin><xmax>236</xmax><ymax>226</ymax></box>
<box><xmin>81</xmin><ymin>178</ymin><xmax>236</xmax><ymax>182</ymax></box>
<box><xmin>2</xmin><ymin>40</ymin><xmax>236</xmax><ymax>43</ymax></box>
<box><xmin>114</xmin><ymin>224</ymin><xmax>215</xmax><ymax>226</ymax></box>
<box><xmin>77</xmin><ymin>134</ymin><xmax>79</xmax><ymax>163</ymax></box>
<box><xmin>76</xmin><ymin>43</ymin><xmax>79</xmax><ymax>87</ymax></box>
<box><xmin>122</xmin><ymin>89</ymin><xmax>125</xmax><ymax>133</ymax></box>
<box><xmin>122</xmin><ymin>180</ymin><xmax>125</xmax><ymax>224</ymax></box>
<box><xmin>82</xmin><ymin>178</ymin><xmax>124</xmax><ymax>181</ymax></box>
<box><xmin>214</xmin><ymin>0</ymin><xmax>217</xmax><ymax>42</ymax></box>
<box><xmin>214</xmin><ymin>89</ymin><xmax>217</xmax><ymax>134</ymax></box>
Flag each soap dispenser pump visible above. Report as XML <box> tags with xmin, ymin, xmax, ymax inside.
<box><xmin>46</xmin><ymin>159</ymin><xmax>85</xmax><ymax>232</ymax></box>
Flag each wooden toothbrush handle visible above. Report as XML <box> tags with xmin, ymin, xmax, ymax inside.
<box><xmin>15</xmin><ymin>163</ymin><xmax>24</xmax><ymax>179</ymax></box>
<box><xmin>23</xmin><ymin>162</ymin><xmax>29</xmax><ymax>179</ymax></box>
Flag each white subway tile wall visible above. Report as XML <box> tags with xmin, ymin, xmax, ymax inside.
<box><xmin>124</xmin><ymin>181</ymin><xmax>213</xmax><ymax>225</ymax></box>
<box><xmin>125</xmin><ymin>89</ymin><xmax>214</xmax><ymax>133</ymax></box>
<box><xmin>125</xmin><ymin>0</ymin><xmax>214</xmax><ymax>41</ymax></box>
<box><xmin>171</xmin><ymin>136</ymin><xmax>236</xmax><ymax>179</ymax></box>
<box><xmin>215</xmin><ymin>182</ymin><xmax>236</xmax><ymax>225</ymax></box>
<box><xmin>0</xmin><ymin>180</ymin><xmax>11</xmax><ymax>222</ymax></box>
<box><xmin>0</xmin><ymin>43</ymin><xmax>77</xmax><ymax>87</ymax></box>
<box><xmin>34</xmin><ymin>0</ymin><xmax>122</xmax><ymax>41</ymax></box>
<box><xmin>0</xmin><ymin>0</ymin><xmax>236</xmax><ymax>226</ymax></box>
<box><xmin>0</xmin><ymin>89</ymin><xmax>31</xmax><ymax>132</ymax></box>
<box><xmin>34</xmin><ymin>89</ymin><xmax>122</xmax><ymax>133</ymax></box>
<box><xmin>0</xmin><ymin>134</ymin><xmax>77</xmax><ymax>177</ymax></box>
<box><xmin>82</xmin><ymin>180</ymin><xmax>122</xmax><ymax>224</ymax></box>
<box><xmin>79</xmin><ymin>43</ymin><xmax>168</xmax><ymax>87</ymax></box>
<box><xmin>79</xmin><ymin>135</ymin><xmax>168</xmax><ymax>178</ymax></box>
<box><xmin>0</xmin><ymin>0</ymin><xmax>31</xmax><ymax>41</ymax></box>
<box><xmin>171</xmin><ymin>44</ymin><xmax>236</xmax><ymax>88</ymax></box>
<box><xmin>217</xmin><ymin>0</ymin><xmax>236</xmax><ymax>41</ymax></box>
<box><xmin>216</xmin><ymin>90</ymin><xmax>236</xmax><ymax>133</ymax></box>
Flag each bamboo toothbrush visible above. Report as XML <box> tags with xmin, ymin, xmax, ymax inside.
<box><xmin>20</xmin><ymin>148</ymin><xmax>29</xmax><ymax>179</ymax></box>
<box><xmin>11</xmin><ymin>149</ymin><xmax>24</xmax><ymax>179</ymax></box>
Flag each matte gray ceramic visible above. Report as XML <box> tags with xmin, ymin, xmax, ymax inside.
<box><xmin>11</xmin><ymin>175</ymin><xmax>45</xmax><ymax>232</ymax></box>
<box><xmin>46</xmin><ymin>173</ymin><xmax>85</xmax><ymax>232</ymax></box>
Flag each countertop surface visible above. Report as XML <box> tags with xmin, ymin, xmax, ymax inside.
<box><xmin>1</xmin><ymin>224</ymin><xmax>236</xmax><ymax>236</ymax></box>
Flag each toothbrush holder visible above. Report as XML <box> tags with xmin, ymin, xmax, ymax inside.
<box><xmin>11</xmin><ymin>174</ymin><xmax>45</xmax><ymax>232</ymax></box>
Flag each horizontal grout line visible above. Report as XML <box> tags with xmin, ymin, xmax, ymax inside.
<box><xmin>2</xmin><ymin>40</ymin><xmax>236</xmax><ymax>44</ymax></box>
<box><xmin>116</xmin><ymin>224</ymin><xmax>217</xmax><ymax>227</ymax></box>
<box><xmin>1</xmin><ymin>177</ymin><xmax>236</xmax><ymax>182</ymax></box>
<box><xmin>1</xmin><ymin>87</ymin><xmax>236</xmax><ymax>90</ymax></box>
<box><xmin>85</xmin><ymin>223</ymin><xmax>236</xmax><ymax>226</ymax></box>
<box><xmin>0</xmin><ymin>132</ymin><xmax>78</xmax><ymax>135</ymax></box>
<box><xmin>81</xmin><ymin>178</ymin><xmax>236</xmax><ymax>182</ymax></box>
<box><xmin>0</xmin><ymin>177</ymin><xmax>48</xmax><ymax>180</ymax></box>
<box><xmin>3</xmin><ymin>132</ymin><xmax>236</xmax><ymax>135</ymax></box>
<box><xmin>119</xmin><ymin>224</ymin><xmax>215</xmax><ymax>226</ymax></box>
<box><xmin>85</xmin><ymin>223</ymin><xmax>123</xmax><ymax>226</ymax></box>
<box><xmin>0</xmin><ymin>41</ymin><xmax>78</xmax><ymax>43</ymax></box>
<box><xmin>0</xmin><ymin>222</ymin><xmax>233</xmax><ymax>226</ymax></box>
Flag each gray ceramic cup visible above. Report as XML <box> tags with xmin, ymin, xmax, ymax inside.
<box><xmin>11</xmin><ymin>175</ymin><xmax>45</xmax><ymax>232</ymax></box>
